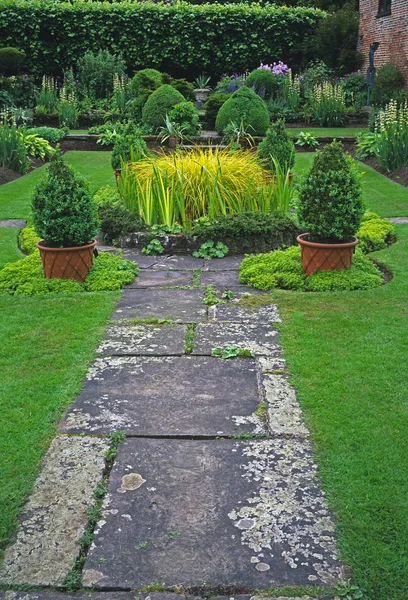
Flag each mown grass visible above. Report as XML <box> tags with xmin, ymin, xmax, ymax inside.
<box><xmin>0</xmin><ymin>229</ymin><xmax>23</xmax><ymax>269</ymax></box>
<box><xmin>0</xmin><ymin>151</ymin><xmax>113</xmax><ymax>219</ymax></box>
<box><xmin>274</xmin><ymin>225</ymin><xmax>408</xmax><ymax>600</ymax></box>
<box><xmin>0</xmin><ymin>290</ymin><xmax>119</xmax><ymax>560</ymax></box>
<box><xmin>294</xmin><ymin>152</ymin><xmax>408</xmax><ymax>217</ymax></box>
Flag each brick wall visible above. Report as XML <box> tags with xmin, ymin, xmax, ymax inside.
<box><xmin>358</xmin><ymin>0</ymin><xmax>408</xmax><ymax>85</ymax></box>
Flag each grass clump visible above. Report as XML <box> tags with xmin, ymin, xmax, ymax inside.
<box><xmin>239</xmin><ymin>246</ymin><xmax>383</xmax><ymax>292</ymax></box>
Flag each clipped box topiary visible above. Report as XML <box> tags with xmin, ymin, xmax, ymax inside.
<box><xmin>257</xmin><ymin>119</ymin><xmax>295</xmax><ymax>174</ymax></box>
<box><xmin>142</xmin><ymin>84</ymin><xmax>185</xmax><ymax>132</ymax></box>
<box><xmin>297</xmin><ymin>141</ymin><xmax>364</xmax><ymax>275</ymax></box>
<box><xmin>215</xmin><ymin>87</ymin><xmax>270</xmax><ymax>136</ymax></box>
<box><xmin>32</xmin><ymin>152</ymin><xmax>99</xmax><ymax>282</ymax></box>
<box><xmin>0</xmin><ymin>47</ymin><xmax>25</xmax><ymax>76</ymax></box>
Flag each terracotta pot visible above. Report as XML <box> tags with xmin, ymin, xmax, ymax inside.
<box><xmin>37</xmin><ymin>240</ymin><xmax>97</xmax><ymax>282</ymax></box>
<box><xmin>297</xmin><ymin>233</ymin><xmax>358</xmax><ymax>276</ymax></box>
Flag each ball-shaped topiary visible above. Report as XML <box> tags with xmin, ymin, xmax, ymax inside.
<box><xmin>142</xmin><ymin>84</ymin><xmax>185</xmax><ymax>132</ymax></box>
<box><xmin>32</xmin><ymin>153</ymin><xmax>99</xmax><ymax>247</ymax></box>
<box><xmin>215</xmin><ymin>87</ymin><xmax>270</xmax><ymax>136</ymax></box>
<box><xmin>0</xmin><ymin>47</ymin><xmax>25</xmax><ymax>76</ymax></box>
<box><xmin>246</xmin><ymin>69</ymin><xmax>280</xmax><ymax>101</ymax></box>
<box><xmin>257</xmin><ymin>119</ymin><xmax>295</xmax><ymax>173</ymax></box>
<box><xmin>297</xmin><ymin>141</ymin><xmax>364</xmax><ymax>243</ymax></box>
<box><xmin>204</xmin><ymin>93</ymin><xmax>230</xmax><ymax>128</ymax></box>
<box><xmin>131</xmin><ymin>68</ymin><xmax>163</xmax><ymax>97</ymax></box>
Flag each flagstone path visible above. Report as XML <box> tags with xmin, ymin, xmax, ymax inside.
<box><xmin>0</xmin><ymin>253</ymin><xmax>345</xmax><ymax>600</ymax></box>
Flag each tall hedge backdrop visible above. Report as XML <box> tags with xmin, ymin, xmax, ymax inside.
<box><xmin>0</xmin><ymin>0</ymin><xmax>325</xmax><ymax>78</ymax></box>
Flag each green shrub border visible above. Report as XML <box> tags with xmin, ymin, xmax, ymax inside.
<box><xmin>0</xmin><ymin>1</ymin><xmax>325</xmax><ymax>77</ymax></box>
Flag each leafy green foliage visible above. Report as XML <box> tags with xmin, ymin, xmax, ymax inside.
<box><xmin>340</xmin><ymin>71</ymin><xmax>367</xmax><ymax>109</ymax></box>
<box><xmin>355</xmin><ymin>131</ymin><xmax>379</xmax><ymax>160</ymax></box>
<box><xmin>204</xmin><ymin>93</ymin><xmax>230</xmax><ymax>128</ymax></box>
<box><xmin>28</xmin><ymin>126</ymin><xmax>68</xmax><ymax>143</ymax></box>
<box><xmin>193</xmin><ymin>240</ymin><xmax>229</xmax><ymax>259</ymax></box>
<box><xmin>77</xmin><ymin>50</ymin><xmax>126</xmax><ymax>99</ymax></box>
<box><xmin>201</xmin><ymin>284</ymin><xmax>225</xmax><ymax>305</ymax></box>
<box><xmin>372</xmin><ymin>63</ymin><xmax>406</xmax><ymax>107</ymax></box>
<box><xmin>257</xmin><ymin>119</ymin><xmax>295</xmax><ymax>173</ymax></box>
<box><xmin>0</xmin><ymin>2</ymin><xmax>324</xmax><ymax>79</ymax></box>
<box><xmin>239</xmin><ymin>245</ymin><xmax>383</xmax><ymax>292</ymax></box>
<box><xmin>246</xmin><ymin>69</ymin><xmax>282</xmax><ymax>101</ymax></box>
<box><xmin>18</xmin><ymin>225</ymin><xmax>40</xmax><ymax>255</ymax></box>
<box><xmin>131</xmin><ymin>68</ymin><xmax>163</xmax><ymax>98</ymax></box>
<box><xmin>142</xmin><ymin>85</ymin><xmax>185</xmax><ymax>133</ymax></box>
<box><xmin>31</xmin><ymin>154</ymin><xmax>99</xmax><ymax>247</ymax></box>
<box><xmin>0</xmin><ymin>250</ymin><xmax>138</xmax><ymax>296</ymax></box>
<box><xmin>111</xmin><ymin>122</ymin><xmax>149</xmax><ymax>171</ymax></box>
<box><xmin>0</xmin><ymin>47</ymin><xmax>25</xmax><ymax>76</ymax></box>
<box><xmin>295</xmin><ymin>131</ymin><xmax>319</xmax><ymax>148</ymax></box>
<box><xmin>20</xmin><ymin>131</ymin><xmax>54</xmax><ymax>160</ymax></box>
<box><xmin>0</xmin><ymin>121</ymin><xmax>29</xmax><ymax>173</ymax></box>
<box><xmin>216</xmin><ymin>87</ymin><xmax>270</xmax><ymax>136</ymax></box>
<box><xmin>211</xmin><ymin>346</ymin><xmax>254</xmax><ymax>359</ymax></box>
<box><xmin>297</xmin><ymin>141</ymin><xmax>364</xmax><ymax>242</ymax></box>
<box><xmin>168</xmin><ymin>101</ymin><xmax>200</xmax><ymax>136</ymax></box>
<box><xmin>357</xmin><ymin>212</ymin><xmax>396</xmax><ymax>254</ymax></box>
<box><xmin>192</xmin><ymin>212</ymin><xmax>299</xmax><ymax>246</ymax></box>
<box><xmin>142</xmin><ymin>239</ymin><xmax>165</xmax><ymax>255</ymax></box>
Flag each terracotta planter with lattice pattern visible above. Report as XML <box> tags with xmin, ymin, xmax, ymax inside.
<box><xmin>297</xmin><ymin>234</ymin><xmax>358</xmax><ymax>276</ymax></box>
<box><xmin>37</xmin><ymin>240</ymin><xmax>97</xmax><ymax>282</ymax></box>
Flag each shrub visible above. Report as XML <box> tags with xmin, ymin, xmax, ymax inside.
<box><xmin>131</xmin><ymin>68</ymin><xmax>163</xmax><ymax>97</ymax></box>
<box><xmin>0</xmin><ymin>3</ymin><xmax>324</xmax><ymax>78</ymax></box>
<box><xmin>246</xmin><ymin>69</ymin><xmax>283</xmax><ymax>101</ymax></box>
<box><xmin>142</xmin><ymin>84</ymin><xmax>185</xmax><ymax>132</ymax></box>
<box><xmin>28</xmin><ymin>126</ymin><xmax>68</xmax><ymax>143</ymax></box>
<box><xmin>239</xmin><ymin>245</ymin><xmax>383</xmax><ymax>291</ymax></box>
<box><xmin>215</xmin><ymin>87</ymin><xmax>270</xmax><ymax>136</ymax></box>
<box><xmin>297</xmin><ymin>141</ymin><xmax>364</xmax><ymax>242</ymax></box>
<box><xmin>31</xmin><ymin>153</ymin><xmax>99</xmax><ymax>247</ymax></box>
<box><xmin>0</xmin><ymin>249</ymin><xmax>138</xmax><ymax>295</ymax></box>
<box><xmin>313</xmin><ymin>3</ymin><xmax>363</xmax><ymax>75</ymax></box>
<box><xmin>76</xmin><ymin>50</ymin><xmax>126</xmax><ymax>99</ymax></box>
<box><xmin>204</xmin><ymin>93</ymin><xmax>230</xmax><ymax>128</ymax></box>
<box><xmin>0</xmin><ymin>47</ymin><xmax>25</xmax><ymax>76</ymax></box>
<box><xmin>340</xmin><ymin>71</ymin><xmax>367</xmax><ymax>109</ymax></box>
<box><xmin>257</xmin><ymin>119</ymin><xmax>295</xmax><ymax>173</ymax></box>
<box><xmin>18</xmin><ymin>225</ymin><xmax>40</xmax><ymax>255</ymax></box>
<box><xmin>163</xmin><ymin>74</ymin><xmax>195</xmax><ymax>101</ymax></box>
<box><xmin>372</xmin><ymin>63</ymin><xmax>405</xmax><ymax>107</ymax></box>
<box><xmin>98</xmin><ymin>203</ymin><xmax>147</xmax><ymax>244</ymax></box>
<box><xmin>168</xmin><ymin>101</ymin><xmax>200</xmax><ymax>136</ymax></box>
<box><xmin>357</xmin><ymin>212</ymin><xmax>396</xmax><ymax>253</ymax></box>
<box><xmin>302</xmin><ymin>59</ymin><xmax>332</xmax><ymax>93</ymax></box>
<box><xmin>93</xmin><ymin>185</ymin><xmax>121</xmax><ymax>207</ymax></box>
<box><xmin>111</xmin><ymin>122</ymin><xmax>149</xmax><ymax>171</ymax></box>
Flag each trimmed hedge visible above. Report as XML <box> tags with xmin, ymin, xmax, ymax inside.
<box><xmin>0</xmin><ymin>1</ymin><xmax>325</xmax><ymax>78</ymax></box>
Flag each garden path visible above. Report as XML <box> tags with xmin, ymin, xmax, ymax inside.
<box><xmin>0</xmin><ymin>253</ymin><xmax>345</xmax><ymax>600</ymax></box>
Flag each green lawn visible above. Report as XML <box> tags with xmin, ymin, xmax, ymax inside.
<box><xmin>275</xmin><ymin>225</ymin><xmax>408</xmax><ymax>600</ymax></box>
<box><xmin>0</xmin><ymin>229</ymin><xmax>23</xmax><ymax>269</ymax></box>
<box><xmin>294</xmin><ymin>153</ymin><xmax>408</xmax><ymax>217</ymax></box>
<box><xmin>0</xmin><ymin>290</ymin><xmax>119</xmax><ymax>560</ymax></box>
<box><xmin>287</xmin><ymin>127</ymin><xmax>368</xmax><ymax>138</ymax></box>
<box><xmin>0</xmin><ymin>151</ymin><xmax>114</xmax><ymax>220</ymax></box>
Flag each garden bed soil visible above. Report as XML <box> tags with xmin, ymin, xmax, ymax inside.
<box><xmin>363</xmin><ymin>157</ymin><xmax>408</xmax><ymax>188</ymax></box>
<box><xmin>0</xmin><ymin>158</ymin><xmax>46</xmax><ymax>186</ymax></box>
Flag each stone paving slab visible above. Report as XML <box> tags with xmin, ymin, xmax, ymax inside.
<box><xmin>157</xmin><ymin>254</ymin><xmax>206</xmax><ymax>270</ymax></box>
<box><xmin>388</xmin><ymin>217</ymin><xmax>408</xmax><ymax>223</ymax></box>
<box><xmin>202</xmin><ymin>256</ymin><xmax>245</xmax><ymax>271</ymax></box>
<box><xmin>258</xmin><ymin>356</ymin><xmax>287</xmax><ymax>373</ymax></box>
<box><xmin>193</xmin><ymin>323</ymin><xmax>280</xmax><ymax>357</ymax></box>
<box><xmin>111</xmin><ymin>289</ymin><xmax>207</xmax><ymax>323</ymax></box>
<box><xmin>126</xmin><ymin>269</ymin><xmax>194</xmax><ymax>288</ymax></box>
<box><xmin>262</xmin><ymin>374</ymin><xmax>309</xmax><ymax>438</ymax></box>
<box><xmin>209</xmin><ymin>302</ymin><xmax>281</xmax><ymax>324</ymax></box>
<box><xmin>59</xmin><ymin>356</ymin><xmax>264</xmax><ymax>436</ymax></box>
<box><xmin>0</xmin><ymin>594</ymin><xmax>341</xmax><ymax>600</ymax></box>
<box><xmin>97</xmin><ymin>324</ymin><xmax>187</xmax><ymax>355</ymax></box>
<box><xmin>83</xmin><ymin>438</ymin><xmax>344</xmax><ymax>589</ymax></box>
<box><xmin>200</xmin><ymin>270</ymin><xmax>244</xmax><ymax>289</ymax></box>
<box><xmin>0</xmin><ymin>436</ymin><xmax>108</xmax><ymax>587</ymax></box>
<box><xmin>0</xmin><ymin>219</ymin><xmax>26</xmax><ymax>228</ymax></box>
<box><xmin>121</xmin><ymin>251</ymin><xmax>162</xmax><ymax>269</ymax></box>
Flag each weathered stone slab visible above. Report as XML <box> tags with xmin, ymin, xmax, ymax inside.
<box><xmin>111</xmin><ymin>289</ymin><xmax>207</xmax><ymax>323</ymax></box>
<box><xmin>60</xmin><ymin>356</ymin><xmax>264</xmax><ymax>436</ymax></box>
<box><xmin>121</xmin><ymin>250</ymin><xmax>162</xmax><ymax>269</ymax></box>
<box><xmin>0</xmin><ymin>436</ymin><xmax>108</xmax><ymax>587</ymax></box>
<box><xmin>193</xmin><ymin>323</ymin><xmax>280</xmax><ymax>357</ymax></box>
<box><xmin>262</xmin><ymin>374</ymin><xmax>308</xmax><ymax>437</ymax></box>
<box><xmin>159</xmin><ymin>254</ymin><xmax>205</xmax><ymax>270</ymax></box>
<box><xmin>388</xmin><ymin>217</ymin><xmax>408</xmax><ymax>224</ymax></box>
<box><xmin>0</xmin><ymin>593</ymin><xmax>137</xmax><ymax>600</ymax></box>
<box><xmin>202</xmin><ymin>256</ymin><xmax>245</xmax><ymax>271</ymax></box>
<box><xmin>83</xmin><ymin>438</ymin><xmax>344</xmax><ymax>589</ymax></box>
<box><xmin>0</xmin><ymin>219</ymin><xmax>26</xmax><ymax>228</ymax></box>
<box><xmin>97</xmin><ymin>324</ymin><xmax>187</xmax><ymax>355</ymax></box>
<box><xmin>209</xmin><ymin>301</ymin><xmax>281</xmax><ymax>324</ymax></box>
<box><xmin>127</xmin><ymin>269</ymin><xmax>194</xmax><ymax>288</ymax></box>
<box><xmin>200</xmin><ymin>271</ymin><xmax>244</xmax><ymax>289</ymax></box>
<box><xmin>258</xmin><ymin>356</ymin><xmax>287</xmax><ymax>373</ymax></box>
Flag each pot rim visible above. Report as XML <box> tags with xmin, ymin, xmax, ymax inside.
<box><xmin>297</xmin><ymin>233</ymin><xmax>358</xmax><ymax>249</ymax></box>
<box><xmin>36</xmin><ymin>239</ymin><xmax>97</xmax><ymax>252</ymax></box>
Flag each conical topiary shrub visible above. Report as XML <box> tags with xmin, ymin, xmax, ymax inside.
<box><xmin>257</xmin><ymin>119</ymin><xmax>295</xmax><ymax>173</ymax></box>
<box><xmin>215</xmin><ymin>87</ymin><xmax>270</xmax><ymax>136</ymax></box>
<box><xmin>142</xmin><ymin>84</ymin><xmax>185</xmax><ymax>132</ymax></box>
